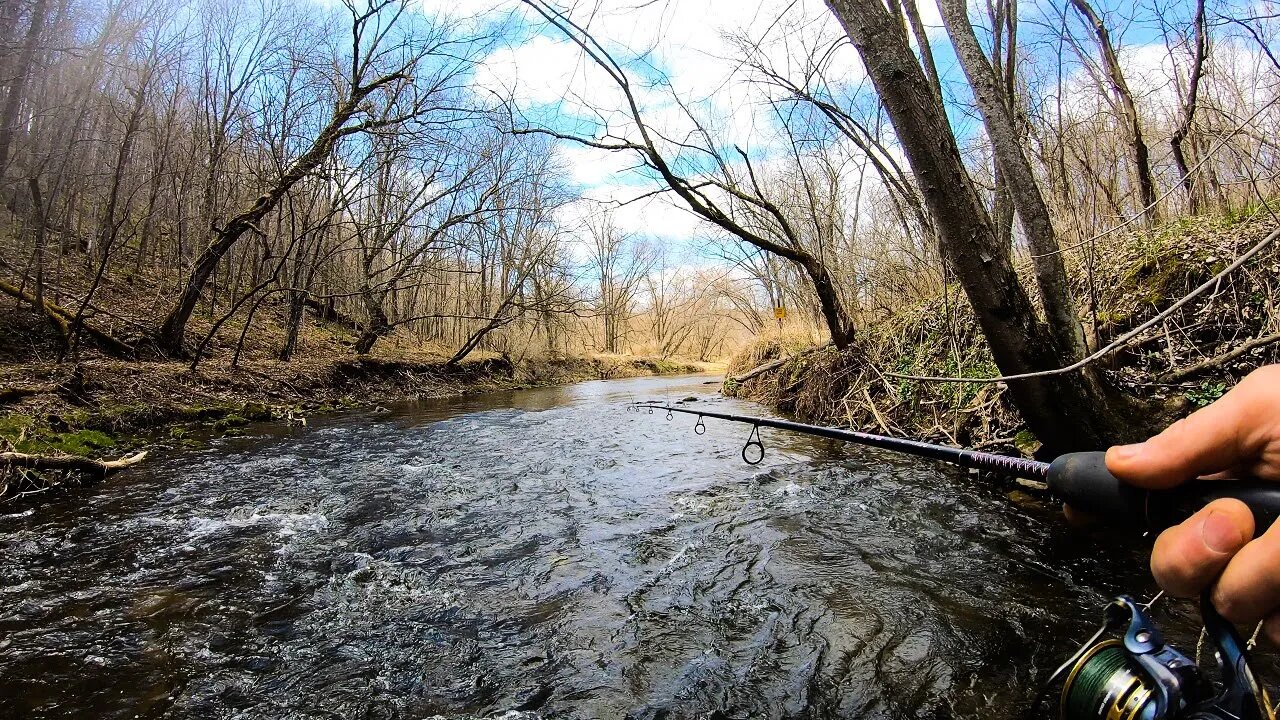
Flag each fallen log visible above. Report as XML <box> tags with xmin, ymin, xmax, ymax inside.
<box><xmin>1</xmin><ymin>450</ymin><xmax>148</xmax><ymax>478</ymax></box>
<box><xmin>729</xmin><ymin>342</ymin><xmax>834</xmax><ymax>384</ymax></box>
<box><xmin>1161</xmin><ymin>331</ymin><xmax>1280</xmax><ymax>383</ymax></box>
<box><xmin>0</xmin><ymin>383</ymin><xmax>58</xmax><ymax>404</ymax></box>
<box><xmin>0</xmin><ymin>278</ymin><xmax>134</xmax><ymax>356</ymax></box>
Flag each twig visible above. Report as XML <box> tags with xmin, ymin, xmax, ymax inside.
<box><xmin>973</xmin><ymin>435</ymin><xmax>1018</xmax><ymax>450</ymax></box>
<box><xmin>1161</xmin><ymin>331</ymin><xmax>1280</xmax><ymax>383</ymax></box>
<box><xmin>862</xmin><ymin>386</ymin><xmax>893</xmax><ymax>434</ymax></box>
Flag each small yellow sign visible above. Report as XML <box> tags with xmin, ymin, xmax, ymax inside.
<box><xmin>773</xmin><ymin>307</ymin><xmax>786</xmax><ymax>320</ymax></box>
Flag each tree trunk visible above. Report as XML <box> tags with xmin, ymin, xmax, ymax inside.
<box><xmin>1170</xmin><ymin>0</ymin><xmax>1207</xmax><ymax>214</ymax></box>
<box><xmin>155</xmin><ymin>228</ymin><xmax>238</xmax><ymax>353</ymax></box>
<box><xmin>279</xmin><ymin>291</ymin><xmax>306</xmax><ymax>361</ymax></box>
<box><xmin>937</xmin><ymin>0</ymin><xmax>1088</xmax><ymax>360</ymax></box>
<box><xmin>0</xmin><ymin>0</ymin><xmax>48</xmax><ymax>174</ymax></box>
<box><xmin>155</xmin><ymin>69</ymin><xmax>407</xmax><ymax>356</ymax></box>
<box><xmin>354</xmin><ymin>289</ymin><xmax>391</xmax><ymax>355</ymax></box>
<box><xmin>803</xmin><ymin>259</ymin><xmax>856</xmax><ymax>349</ymax></box>
<box><xmin>27</xmin><ymin>177</ymin><xmax>48</xmax><ymax>317</ymax></box>
<box><xmin>825</xmin><ymin>0</ymin><xmax>1142</xmax><ymax>453</ymax></box>
<box><xmin>1069</xmin><ymin>0</ymin><xmax>1159</xmax><ymax>221</ymax></box>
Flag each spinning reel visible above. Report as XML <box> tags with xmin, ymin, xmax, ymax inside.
<box><xmin>1036</xmin><ymin>594</ymin><xmax>1273</xmax><ymax>720</ymax></box>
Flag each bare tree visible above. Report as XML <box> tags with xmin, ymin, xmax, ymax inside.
<box><xmin>447</xmin><ymin>136</ymin><xmax>574</xmax><ymax>365</ymax></box>
<box><xmin>348</xmin><ymin>132</ymin><xmax>499</xmax><ymax>355</ymax></box>
<box><xmin>154</xmin><ymin>0</ymin><xmax>473</xmax><ymax>355</ymax></box>
<box><xmin>588</xmin><ymin>211</ymin><xmax>652</xmax><ymax>354</ymax></box>
<box><xmin>1068</xmin><ymin>0</ymin><xmax>1160</xmax><ymax>221</ymax></box>
<box><xmin>516</xmin><ymin>0</ymin><xmax>859</xmax><ymax>350</ymax></box>
<box><xmin>1169</xmin><ymin>0</ymin><xmax>1209</xmax><ymax>213</ymax></box>
<box><xmin>0</xmin><ymin>0</ymin><xmax>48</xmax><ymax>174</ymax></box>
<box><xmin>824</xmin><ymin>0</ymin><xmax>1141</xmax><ymax>451</ymax></box>
<box><xmin>937</xmin><ymin>0</ymin><xmax>1087</xmax><ymax>360</ymax></box>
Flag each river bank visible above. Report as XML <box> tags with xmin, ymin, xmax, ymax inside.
<box><xmin>0</xmin><ymin>353</ymin><xmax>713</xmax><ymax>501</ymax></box>
<box><xmin>725</xmin><ymin>210</ymin><xmax>1280</xmax><ymax>456</ymax></box>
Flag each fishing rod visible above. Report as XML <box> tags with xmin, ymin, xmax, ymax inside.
<box><xmin>634</xmin><ymin>400</ymin><xmax>1279</xmax><ymax>720</ymax></box>
<box><xmin>633</xmin><ymin>401</ymin><xmax>1280</xmax><ymax>533</ymax></box>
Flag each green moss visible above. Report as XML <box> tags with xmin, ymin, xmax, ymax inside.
<box><xmin>52</xmin><ymin>430</ymin><xmax>116</xmax><ymax>455</ymax></box>
<box><xmin>209</xmin><ymin>414</ymin><xmax>249</xmax><ymax>432</ymax></box>
<box><xmin>240</xmin><ymin>402</ymin><xmax>271</xmax><ymax>421</ymax></box>
<box><xmin>16</xmin><ymin>428</ymin><xmax>118</xmax><ymax>456</ymax></box>
<box><xmin>0</xmin><ymin>414</ymin><xmax>35</xmax><ymax>444</ymax></box>
<box><xmin>1013</xmin><ymin>430</ymin><xmax>1040</xmax><ymax>456</ymax></box>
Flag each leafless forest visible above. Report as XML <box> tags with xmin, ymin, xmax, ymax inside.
<box><xmin>1</xmin><ymin>0</ymin><xmax>1279</xmax><ymax>451</ymax></box>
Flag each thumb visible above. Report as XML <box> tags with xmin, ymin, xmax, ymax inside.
<box><xmin>1106</xmin><ymin>386</ymin><xmax>1254</xmax><ymax>490</ymax></box>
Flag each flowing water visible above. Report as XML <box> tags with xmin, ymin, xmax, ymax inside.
<box><xmin>0</xmin><ymin>375</ymin><xmax>1213</xmax><ymax>719</ymax></box>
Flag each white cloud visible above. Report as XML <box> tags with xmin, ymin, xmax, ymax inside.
<box><xmin>465</xmin><ymin>1</ymin><xmax>907</xmax><ymax>251</ymax></box>
<box><xmin>556</xmin><ymin>143</ymin><xmax>647</xmax><ymax>186</ymax></box>
<box><xmin>472</xmin><ymin>0</ymin><xmax>873</xmax><ymax>150</ymax></box>
<box><xmin>608</xmin><ymin>192</ymin><xmax>709</xmax><ymax>240</ymax></box>
<box><xmin>556</xmin><ymin>180</ymin><xmax>712</xmax><ymax>242</ymax></box>
<box><xmin>473</xmin><ymin>34</ymin><xmax>600</xmax><ymax>107</ymax></box>
<box><xmin>415</xmin><ymin>0</ymin><xmax>519</xmax><ymax>20</ymax></box>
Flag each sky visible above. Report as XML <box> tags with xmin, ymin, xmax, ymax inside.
<box><xmin>412</xmin><ymin>0</ymin><xmax>874</xmax><ymax>247</ymax></box>
<box><xmin>402</xmin><ymin>0</ymin><xmax>1274</xmax><ymax>252</ymax></box>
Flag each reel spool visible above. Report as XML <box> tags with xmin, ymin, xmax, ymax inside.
<box><xmin>1060</xmin><ymin>640</ymin><xmax>1159</xmax><ymax>720</ymax></box>
<box><xmin>1036</xmin><ymin>594</ymin><xmax>1273</xmax><ymax>720</ymax></box>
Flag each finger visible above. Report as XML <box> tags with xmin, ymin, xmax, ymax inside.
<box><xmin>1107</xmin><ymin>371</ymin><xmax>1277</xmax><ymax>489</ymax></box>
<box><xmin>1212</xmin><ymin>515</ymin><xmax>1280</xmax><ymax>624</ymax></box>
<box><xmin>1150</xmin><ymin>498</ymin><xmax>1254</xmax><ymax>597</ymax></box>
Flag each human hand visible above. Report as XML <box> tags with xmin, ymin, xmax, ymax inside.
<box><xmin>1105</xmin><ymin>365</ymin><xmax>1280</xmax><ymax>638</ymax></box>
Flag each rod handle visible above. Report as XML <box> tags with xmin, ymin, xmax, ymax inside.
<box><xmin>1046</xmin><ymin>451</ymin><xmax>1280</xmax><ymax>532</ymax></box>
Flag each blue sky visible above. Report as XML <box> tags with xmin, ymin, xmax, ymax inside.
<box><xmin>403</xmin><ymin>0</ymin><xmax>1276</xmax><ymax>248</ymax></box>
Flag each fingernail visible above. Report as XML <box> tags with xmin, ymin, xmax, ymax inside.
<box><xmin>1202</xmin><ymin>510</ymin><xmax>1244</xmax><ymax>554</ymax></box>
<box><xmin>1110</xmin><ymin>443</ymin><xmax>1145</xmax><ymax>461</ymax></box>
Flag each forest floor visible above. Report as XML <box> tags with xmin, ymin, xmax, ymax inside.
<box><xmin>725</xmin><ymin>208</ymin><xmax>1280</xmax><ymax>458</ymax></box>
<box><xmin>0</xmin><ymin>287</ymin><xmax>715</xmax><ymax>501</ymax></box>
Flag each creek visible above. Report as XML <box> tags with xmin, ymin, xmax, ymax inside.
<box><xmin>1</xmin><ymin>375</ymin><xmax>1203</xmax><ymax>719</ymax></box>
